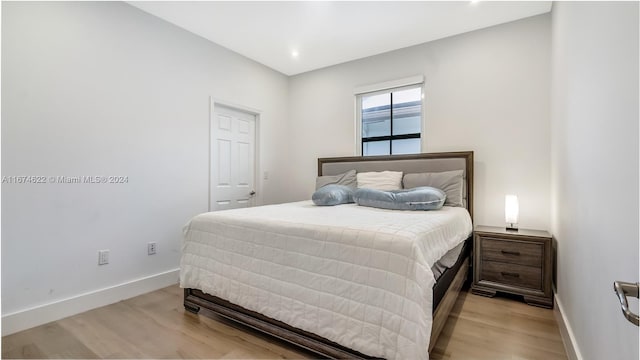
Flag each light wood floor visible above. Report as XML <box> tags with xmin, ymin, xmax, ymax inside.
<box><xmin>3</xmin><ymin>285</ymin><xmax>567</xmax><ymax>359</ymax></box>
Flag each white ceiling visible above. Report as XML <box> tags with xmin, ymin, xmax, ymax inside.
<box><xmin>129</xmin><ymin>1</ymin><xmax>552</xmax><ymax>76</ymax></box>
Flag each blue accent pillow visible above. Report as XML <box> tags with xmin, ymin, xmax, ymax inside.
<box><xmin>354</xmin><ymin>186</ymin><xmax>446</xmax><ymax>211</ymax></box>
<box><xmin>312</xmin><ymin>185</ymin><xmax>355</xmax><ymax>206</ymax></box>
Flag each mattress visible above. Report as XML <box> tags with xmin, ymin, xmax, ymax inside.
<box><xmin>180</xmin><ymin>201</ymin><xmax>472</xmax><ymax>360</ymax></box>
<box><xmin>431</xmin><ymin>241</ymin><xmax>465</xmax><ymax>280</ymax></box>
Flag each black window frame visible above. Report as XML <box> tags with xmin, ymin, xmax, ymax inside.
<box><xmin>360</xmin><ymin>87</ymin><xmax>422</xmax><ymax>156</ymax></box>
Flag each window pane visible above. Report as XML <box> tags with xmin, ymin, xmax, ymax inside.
<box><xmin>392</xmin><ymin>87</ymin><xmax>421</xmax><ymax>135</ymax></box>
<box><xmin>363</xmin><ymin>118</ymin><xmax>390</xmax><ymax>138</ymax></box>
<box><xmin>393</xmin><ymin>114</ymin><xmax>421</xmax><ymax>135</ymax></box>
<box><xmin>392</xmin><ymin>138</ymin><xmax>421</xmax><ymax>155</ymax></box>
<box><xmin>393</xmin><ymin>87</ymin><xmax>421</xmax><ymax>104</ymax></box>
<box><xmin>362</xmin><ymin>93</ymin><xmax>390</xmax><ymax>137</ymax></box>
<box><xmin>363</xmin><ymin>140</ymin><xmax>390</xmax><ymax>156</ymax></box>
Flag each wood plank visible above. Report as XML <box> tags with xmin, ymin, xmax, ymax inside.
<box><xmin>2</xmin><ymin>322</ymin><xmax>99</xmax><ymax>359</ymax></box>
<box><xmin>3</xmin><ymin>285</ymin><xmax>567</xmax><ymax>359</ymax></box>
<box><xmin>430</xmin><ymin>291</ymin><xmax>567</xmax><ymax>360</ymax></box>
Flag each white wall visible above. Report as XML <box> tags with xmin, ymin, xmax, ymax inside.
<box><xmin>1</xmin><ymin>1</ymin><xmax>289</xmax><ymax>325</ymax></box>
<box><xmin>550</xmin><ymin>2</ymin><xmax>639</xmax><ymax>360</ymax></box>
<box><xmin>287</xmin><ymin>14</ymin><xmax>551</xmax><ymax>230</ymax></box>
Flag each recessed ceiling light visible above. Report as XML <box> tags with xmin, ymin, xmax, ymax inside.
<box><xmin>291</xmin><ymin>50</ymin><xmax>299</xmax><ymax>58</ymax></box>
<box><xmin>470</xmin><ymin>0</ymin><xmax>480</xmax><ymax>4</ymax></box>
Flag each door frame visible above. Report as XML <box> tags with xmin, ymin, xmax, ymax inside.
<box><xmin>209</xmin><ymin>96</ymin><xmax>262</xmax><ymax>211</ymax></box>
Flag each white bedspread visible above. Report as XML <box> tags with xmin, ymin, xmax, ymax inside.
<box><xmin>180</xmin><ymin>201</ymin><xmax>472</xmax><ymax>360</ymax></box>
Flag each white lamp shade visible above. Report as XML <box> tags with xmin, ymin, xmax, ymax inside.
<box><xmin>505</xmin><ymin>195</ymin><xmax>519</xmax><ymax>224</ymax></box>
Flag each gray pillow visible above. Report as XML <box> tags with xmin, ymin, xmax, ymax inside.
<box><xmin>312</xmin><ymin>185</ymin><xmax>355</xmax><ymax>206</ymax></box>
<box><xmin>316</xmin><ymin>170</ymin><xmax>357</xmax><ymax>190</ymax></box>
<box><xmin>402</xmin><ymin>170</ymin><xmax>464</xmax><ymax>207</ymax></box>
<box><xmin>353</xmin><ymin>187</ymin><xmax>446</xmax><ymax>211</ymax></box>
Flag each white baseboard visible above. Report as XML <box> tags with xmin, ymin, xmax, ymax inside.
<box><xmin>554</xmin><ymin>293</ymin><xmax>584</xmax><ymax>360</ymax></box>
<box><xmin>2</xmin><ymin>268</ymin><xmax>180</xmax><ymax>336</ymax></box>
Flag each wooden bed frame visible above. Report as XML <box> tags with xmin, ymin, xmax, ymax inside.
<box><xmin>184</xmin><ymin>151</ymin><xmax>474</xmax><ymax>359</ymax></box>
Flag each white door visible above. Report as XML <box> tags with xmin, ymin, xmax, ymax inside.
<box><xmin>210</xmin><ymin>104</ymin><xmax>256</xmax><ymax>211</ymax></box>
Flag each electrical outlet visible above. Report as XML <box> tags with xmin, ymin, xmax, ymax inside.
<box><xmin>147</xmin><ymin>242</ymin><xmax>157</xmax><ymax>255</ymax></box>
<box><xmin>98</xmin><ymin>250</ymin><xmax>109</xmax><ymax>265</ymax></box>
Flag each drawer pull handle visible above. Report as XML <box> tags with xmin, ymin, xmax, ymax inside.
<box><xmin>501</xmin><ymin>250</ymin><xmax>520</xmax><ymax>256</ymax></box>
<box><xmin>501</xmin><ymin>272</ymin><xmax>520</xmax><ymax>278</ymax></box>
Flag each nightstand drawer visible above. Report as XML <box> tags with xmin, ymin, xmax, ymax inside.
<box><xmin>481</xmin><ymin>261</ymin><xmax>542</xmax><ymax>290</ymax></box>
<box><xmin>481</xmin><ymin>238</ymin><xmax>542</xmax><ymax>267</ymax></box>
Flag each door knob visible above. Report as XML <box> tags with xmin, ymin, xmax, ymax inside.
<box><xmin>249</xmin><ymin>191</ymin><xmax>256</xmax><ymax>196</ymax></box>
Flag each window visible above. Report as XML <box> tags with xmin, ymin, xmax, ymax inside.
<box><xmin>357</xmin><ymin>84</ymin><xmax>423</xmax><ymax>156</ymax></box>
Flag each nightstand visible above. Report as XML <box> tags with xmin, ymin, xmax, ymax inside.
<box><xmin>471</xmin><ymin>225</ymin><xmax>554</xmax><ymax>308</ymax></box>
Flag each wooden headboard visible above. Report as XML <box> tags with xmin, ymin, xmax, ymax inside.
<box><xmin>318</xmin><ymin>151</ymin><xmax>474</xmax><ymax>222</ymax></box>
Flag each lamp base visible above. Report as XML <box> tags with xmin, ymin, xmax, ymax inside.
<box><xmin>506</xmin><ymin>223</ymin><xmax>518</xmax><ymax>231</ymax></box>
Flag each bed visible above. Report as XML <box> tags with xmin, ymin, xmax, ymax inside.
<box><xmin>182</xmin><ymin>151</ymin><xmax>474</xmax><ymax>359</ymax></box>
